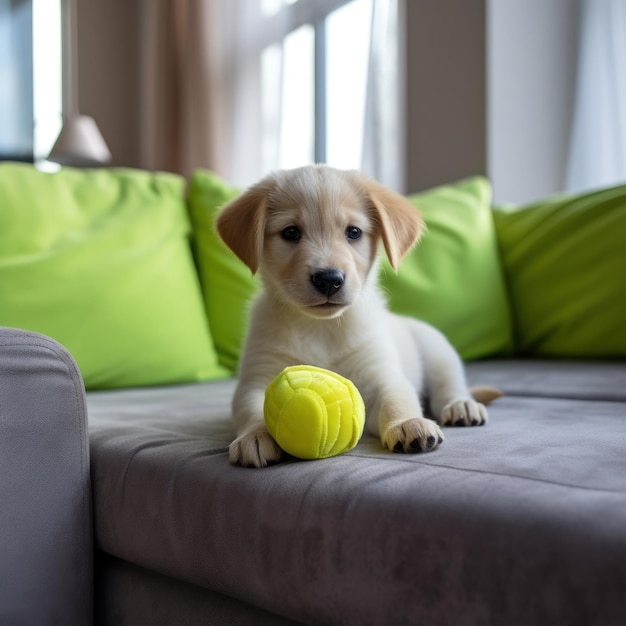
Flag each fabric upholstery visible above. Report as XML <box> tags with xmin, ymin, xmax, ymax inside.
<box><xmin>187</xmin><ymin>169</ymin><xmax>258</xmax><ymax>373</ymax></box>
<box><xmin>0</xmin><ymin>163</ymin><xmax>228</xmax><ymax>389</ymax></box>
<box><xmin>466</xmin><ymin>358</ymin><xmax>626</xmax><ymax>401</ymax></box>
<box><xmin>96</xmin><ymin>554</ymin><xmax>301</xmax><ymax>626</ymax></box>
<box><xmin>187</xmin><ymin>171</ymin><xmax>513</xmax><ymax>373</ymax></box>
<box><xmin>494</xmin><ymin>183</ymin><xmax>626</xmax><ymax>357</ymax></box>
<box><xmin>88</xmin><ymin>360</ymin><xmax>626</xmax><ymax>626</ymax></box>
<box><xmin>0</xmin><ymin>327</ymin><xmax>93</xmax><ymax>626</ymax></box>
<box><xmin>381</xmin><ymin>177</ymin><xmax>513</xmax><ymax>359</ymax></box>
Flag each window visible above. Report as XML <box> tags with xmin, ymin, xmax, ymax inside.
<box><xmin>0</xmin><ymin>0</ymin><xmax>61</xmax><ymax>162</ymax></box>
<box><xmin>32</xmin><ymin>0</ymin><xmax>62</xmax><ymax>161</ymax></box>
<box><xmin>258</xmin><ymin>0</ymin><xmax>374</xmax><ymax>172</ymax></box>
<box><xmin>0</xmin><ymin>0</ymin><xmax>34</xmax><ymax>160</ymax></box>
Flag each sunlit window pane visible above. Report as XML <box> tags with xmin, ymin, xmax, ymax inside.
<box><xmin>33</xmin><ymin>0</ymin><xmax>62</xmax><ymax>160</ymax></box>
<box><xmin>279</xmin><ymin>24</ymin><xmax>315</xmax><ymax>169</ymax></box>
<box><xmin>261</xmin><ymin>0</ymin><xmax>281</xmax><ymax>17</ymax></box>
<box><xmin>0</xmin><ymin>0</ymin><xmax>34</xmax><ymax>157</ymax></box>
<box><xmin>262</xmin><ymin>0</ymin><xmax>299</xmax><ymax>18</ymax></box>
<box><xmin>261</xmin><ymin>43</ymin><xmax>283</xmax><ymax>172</ymax></box>
<box><xmin>325</xmin><ymin>0</ymin><xmax>372</xmax><ymax>170</ymax></box>
<box><xmin>260</xmin><ymin>0</ymin><xmax>374</xmax><ymax>173</ymax></box>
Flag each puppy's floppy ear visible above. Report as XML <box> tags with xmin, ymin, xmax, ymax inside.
<box><xmin>357</xmin><ymin>176</ymin><xmax>425</xmax><ymax>270</ymax></box>
<box><xmin>216</xmin><ymin>179</ymin><xmax>272</xmax><ymax>274</ymax></box>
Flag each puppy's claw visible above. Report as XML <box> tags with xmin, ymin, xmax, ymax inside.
<box><xmin>229</xmin><ymin>429</ymin><xmax>283</xmax><ymax>468</ymax></box>
<box><xmin>441</xmin><ymin>399</ymin><xmax>488</xmax><ymax>427</ymax></box>
<box><xmin>384</xmin><ymin>417</ymin><xmax>444</xmax><ymax>454</ymax></box>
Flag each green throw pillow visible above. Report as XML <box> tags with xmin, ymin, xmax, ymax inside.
<box><xmin>494</xmin><ymin>184</ymin><xmax>626</xmax><ymax>357</ymax></box>
<box><xmin>189</xmin><ymin>171</ymin><xmax>512</xmax><ymax>368</ymax></box>
<box><xmin>0</xmin><ymin>163</ymin><xmax>229</xmax><ymax>389</ymax></box>
<box><xmin>381</xmin><ymin>177</ymin><xmax>513</xmax><ymax>360</ymax></box>
<box><xmin>187</xmin><ymin>169</ymin><xmax>259</xmax><ymax>373</ymax></box>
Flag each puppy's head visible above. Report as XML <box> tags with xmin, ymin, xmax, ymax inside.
<box><xmin>217</xmin><ymin>165</ymin><xmax>423</xmax><ymax>319</ymax></box>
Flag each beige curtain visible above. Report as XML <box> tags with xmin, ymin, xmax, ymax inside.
<box><xmin>138</xmin><ymin>0</ymin><xmax>229</xmax><ymax>179</ymax></box>
<box><xmin>136</xmin><ymin>0</ymin><xmax>402</xmax><ymax>190</ymax></box>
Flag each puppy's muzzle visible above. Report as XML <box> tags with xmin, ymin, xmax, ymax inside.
<box><xmin>311</xmin><ymin>268</ymin><xmax>345</xmax><ymax>297</ymax></box>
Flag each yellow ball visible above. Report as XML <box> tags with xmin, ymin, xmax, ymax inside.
<box><xmin>264</xmin><ymin>365</ymin><xmax>365</xmax><ymax>460</ymax></box>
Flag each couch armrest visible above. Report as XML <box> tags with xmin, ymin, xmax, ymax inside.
<box><xmin>0</xmin><ymin>327</ymin><xmax>92</xmax><ymax>625</ymax></box>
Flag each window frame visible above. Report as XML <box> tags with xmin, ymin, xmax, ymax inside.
<box><xmin>258</xmin><ymin>0</ymin><xmax>356</xmax><ymax>163</ymax></box>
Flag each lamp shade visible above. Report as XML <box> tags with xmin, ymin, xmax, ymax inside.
<box><xmin>48</xmin><ymin>115</ymin><xmax>112</xmax><ymax>166</ymax></box>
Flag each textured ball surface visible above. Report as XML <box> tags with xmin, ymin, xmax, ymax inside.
<box><xmin>264</xmin><ymin>365</ymin><xmax>365</xmax><ymax>460</ymax></box>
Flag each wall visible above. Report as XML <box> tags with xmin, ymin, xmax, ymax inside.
<box><xmin>404</xmin><ymin>0</ymin><xmax>487</xmax><ymax>194</ymax></box>
<box><xmin>487</xmin><ymin>0</ymin><xmax>579</xmax><ymax>204</ymax></box>
<box><xmin>74</xmin><ymin>0</ymin><xmax>580</xmax><ymax>203</ymax></box>
<box><xmin>76</xmin><ymin>0</ymin><xmax>141</xmax><ymax>168</ymax></box>
<box><xmin>404</xmin><ymin>0</ymin><xmax>579</xmax><ymax>203</ymax></box>
<box><xmin>75</xmin><ymin>0</ymin><xmax>489</xmax><ymax>183</ymax></box>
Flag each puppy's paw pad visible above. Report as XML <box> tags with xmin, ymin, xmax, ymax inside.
<box><xmin>229</xmin><ymin>430</ymin><xmax>283</xmax><ymax>468</ymax></box>
<box><xmin>440</xmin><ymin>399</ymin><xmax>487</xmax><ymax>427</ymax></box>
<box><xmin>383</xmin><ymin>418</ymin><xmax>444</xmax><ymax>454</ymax></box>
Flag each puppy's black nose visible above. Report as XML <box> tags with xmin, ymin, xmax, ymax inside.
<box><xmin>311</xmin><ymin>269</ymin><xmax>345</xmax><ymax>297</ymax></box>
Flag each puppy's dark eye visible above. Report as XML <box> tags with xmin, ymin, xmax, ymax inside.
<box><xmin>281</xmin><ymin>226</ymin><xmax>301</xmax><ymax>242</ymax></box>
<box><xmin>346</xmin><ymin>226</ymin><xmax>362</xmax><ymax>241</ymax></box>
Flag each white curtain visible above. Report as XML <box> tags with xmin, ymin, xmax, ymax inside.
<box><xmin>361</xmin><ymin>0</ymin><xmax>404</xmax><ymax>192</ymax></box>
<box><xmin>221</xmin><ymin>0</ymin><xmax>270</xmax><ymax>188</ymax></box>
<box><xmin>139</xmin><ymin>0</ymin><xmax>403</xmax><ymax>190</ymax></box>
<box><xmin>226</xmin><ymin>0</ymin><xmax>403</xmax><ymax>190</ymax></box>
<box><xmin>566</xmin><ymin>0</ymin><xmax>626</xmax><ymax>193</ymax></box>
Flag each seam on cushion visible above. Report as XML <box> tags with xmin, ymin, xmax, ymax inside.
<box><xmin>492</xmin><ymin>390</ymin><xmax>626</xmax><ymax>403</ymax></box>
<box><xmin>346</xmin><ymin>450</ymin><xmax>626</xmax><ymax>494</ymax></box>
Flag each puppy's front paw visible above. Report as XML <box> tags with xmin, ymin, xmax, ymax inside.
<box><xmin>229</xmin><ymin>426</ymin><xmax>283</xmax><ymax>468</ymax></box>
<box><xmin>382</xmin><ymin>417</ymin><xmax>444</xmax><ymax>454</ymax></box>
<box><xmin>440</xmin><ymin>399</ymin><xmax>487</xmax><ymax>427</ymax></box>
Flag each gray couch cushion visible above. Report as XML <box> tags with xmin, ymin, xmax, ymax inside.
<box><xmin>466</xmin><ymin>358</ymin><xmax>626</xmax><ymax>401</ymax></box>
<box><xmin>88</xmin><ymin>364</ymin><xmax>626</xmax><ymax>625</ymax></box>
<box><xmin>0</xmin><ymin>328</ymin><xmax>93</xmax><ymax>626</ymax></box>
<box><xmin>96</xmin><ymin>554</ymin><xmax>301</xmax><ymax>625</ymax></box>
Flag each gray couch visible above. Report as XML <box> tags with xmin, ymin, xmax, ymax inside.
<box><xmin>2</xmin><ymin>164</ymin><xmax>626</xmax><ymax>624</ymax></box>
<box><xmin>1</xmin><ymin>328</ymin><xmax>92</xmax><ymax>626</ymax></box>
<box><xmin>3</xmin><ymin>326</ymin><xmax>626</xmax><ymax>626</ymax></box>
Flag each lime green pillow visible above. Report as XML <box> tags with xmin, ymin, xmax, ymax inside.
<box><xmin>189</xmin><ymin>171</ymin><xmax>512</xmax><ymax>368</ymax></box>
<box><xmin>187</xmin><ymin>169</ymin><xmax>259</xmax><ymax>373</ymax></box>
<box><xmin>381</xmin><ymin>177</ymin><xmax>513</xmax><ymax>360</ymax></box>
<box><xmin>493</xmin><ymin>184</ymin><xmax>626</xmax><ymax>357</ymax></box>
<box><xmin>0</xmin><ymin>163</ymin><xmax>229</xmax><ymax>389</ymax></box>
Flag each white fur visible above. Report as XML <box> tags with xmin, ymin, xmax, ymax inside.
<box><xmin>217</xmin><ymin>165</ymin><xmax>496</xmax><ymax>468</ymax></box>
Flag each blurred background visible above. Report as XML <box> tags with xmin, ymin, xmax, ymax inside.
<box><xmin>1</xmin><ymin>0</ymin><xmax>625</xmax><ymax>203</ymax></box>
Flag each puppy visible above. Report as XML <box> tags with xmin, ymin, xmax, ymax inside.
<box><xmin>217</xmin><ymin>165</ymin><xmax>500</xmax><ymax>467</ymax></box>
